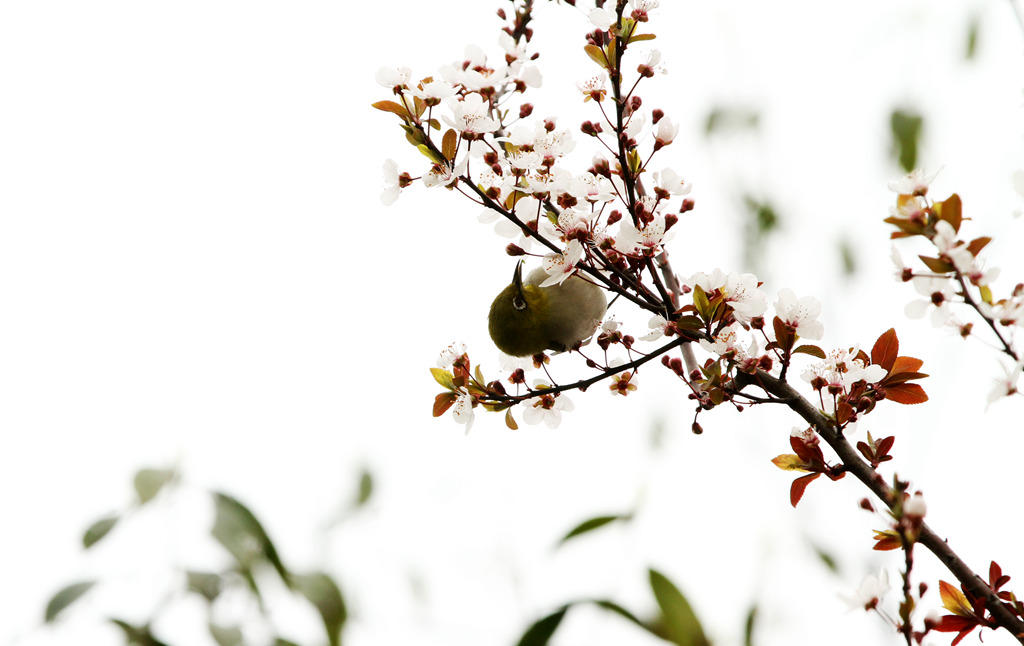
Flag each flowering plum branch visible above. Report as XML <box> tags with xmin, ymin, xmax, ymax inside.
<box><xmin>375</xmin><ymin>0</ymin><xmax>1024</xmax><ymax>643</ymax></box>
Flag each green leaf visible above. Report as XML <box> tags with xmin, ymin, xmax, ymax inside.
<box><xmin>45</xmin><ymin>581</ymin><xmax>95</xmax><ymax>622</ymax></box>
<box><xmin>211</xmin><ymin>492</ymin><xmax>289</xmax><ymax>589</ymax></box>
<box><xmin>965</xmin><ymin>14</ymin><xmax>980</xmax><ymax>60</ymax></box>
<box><xmin>813</xmin><ymin>544</ymin><xmax>840</xmax><ymax>574</ymax></box>
<box><xmin>558</xmin><ymin>514</ymin><xmax>630</xmax><ymax>546</ymax></box>
<box><xmin>692</xmin><ymin>284</ymin><xmax>710</xmax><ymax>320</ymax></box>
<box><xmin>83</xmin><ymin>514</ymin><xmax>119</xmax><ymax>548</ymax></box>
<box><xmin>890</xmin><ymin>109</ymin><xmax>923</xmax><ymax>173</ymax></box>
<box><xmin>210</xmin><ymin>623</ymin><xmax>244</xmax><ymax>646</ymax></box>
<box><xmin>648</xmin><ymin>569</ymin><xmax>709</xmax><ymax>646</ymax></box>
<box><xmin>109</xmin><ymin>619</ymin><xmax>171</xmax><ymax>646</ymax></box>
<box><xmin>355</xmin><ymin>469</ymin><xmax>373</xmax><ymax>508</ymax></box>
<box><xmin>584</xmin><ymin>44</ymin><xmax>607</xmax><ymax>68</ymax></box>
<box><xmin>416</xmin><ymin>143</ymin><xmax>446</xmax><ymax>165</ymax></box>
<box><xmin>704</xmin><ymin>106</ymin><xmax>760</xmax><ymax>135</ymax></box>
<box><xmin>134</xmin><ymin>468</ymin><xmax>175</xmax><ymax>504</ymax></box>
<box><xmin>629</xmin><ymin>33</ymin><xmax>656</xmax><ymax>42</ymax></box>
<box><xmin>430</xmin><ymin>368</ymin><xmax>456</xmax><ymax>390</ymax></box>
<box><xmin>744</xmin><ymin>604</ymin><xmax>758</xmax><ymax>646</ymax></box>
<box><xmin>274</xmin><ymin>639</ymin><xmax>303</xmax><ymax>646</ymax></box>
<box><xmin>592</xmin><ymin>599</ymin><xmax>647</xmax><ymax>629</ymax></box>
<box><xmin>294</xmin><ymin>572</ymin><xmax>347</xmax><ymax>646</ymax></box>
<box><xmin>187</xmin><ymin>571</ymin><xmax>223</xmax><ymax>602</ymax></box>
<box><xmin>516</xmin><ymin>606</ymin><xmax>569</xmax><ymax>646</ymax></box>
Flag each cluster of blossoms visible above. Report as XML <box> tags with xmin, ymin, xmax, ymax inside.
<box><xmin>376</xmin><ymin>1</ymin><xmax>693</xmax><ymax>297</ymax></box>
<box><xmin>886</xmin><ymin>169</ymin><xmax>1024</xmax><ymax>405</ymax></box>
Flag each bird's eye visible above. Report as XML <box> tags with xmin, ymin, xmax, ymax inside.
<box><xmin>512</xmin><ymin>295</ymin><xmax>527</xmax><ymax>311</ymax></box>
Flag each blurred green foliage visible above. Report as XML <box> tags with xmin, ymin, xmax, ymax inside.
<box><xmin>43</xmin><ymin>466</ymin><xmax>360</xmax><ymax>646</ymax></box>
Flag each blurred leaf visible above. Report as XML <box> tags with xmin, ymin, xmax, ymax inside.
<box><xmin>109</xmin><ymin>619</ymin><xmax>171</xmax><ymax>646</ymax></box>
<box><xmin>274</xmin><ymin>640</ymin><xmax>303</xmax><ymax>646</ymax></box>
<box><xmin>187</xmin><ymin>571</ymin><xmax>223</xmax><ymax>602</ymax></box>
<box><xmin>965</xmin><ymin>14</ymin><xmax>979</xmax><ymax>60</ymax></box>
<box><xmin>741</xmin><ymin>195</ymin><xmax>781</xmax><ymax>273</ymax></box>
<box><xmin>704</xmin><ymin>106</ymin><xmax>760</xmax><ymax>135</ymax></box>
<box><xmin>294</xmin><ymin>572</ymin><xmax>347</xmax><ymax>646</ymax></box>
<box><xmin>890</xmin><ymin>109</ymin><xmax>923</xmax><ymax>173</ymax></box>
<box><xmin>744</xmin><ymin>605</ymin><xmax>758</xmax><ymax>646</ymax></box>
<box><xmin>592</xmin><ymin>599</ymin><xmax>647</xmax><ymax>629</ymax></box>
<box><xmin>813</xmin><ymin>544</ymin><xmax>840</xmax><ymax>574</ymax></box>
<box><xmin>515</xmin><ymin>606</ymin><xmax>569</xmax><ymax>646</ymax></box>
<box><xmin>45</xmin><ymin>581</ymin><xmax>95</xmax><ymax>622</ymax></box>
<box><xmin>83</xmin><ymin>514</ymin><xmax>119</xmax><ymax>548</ymax></box>
<box><xmin>355</xmin><ymin>469</ymin><xmax>374</xmax><ymax>509</ymax></box>
<box><xmin>211</xmin><ymin>492</ymin><xmax>289</xmax><ymax>589</ymax></box>
<box><xmin>743</xmin><ymin>196</ymin><xmax>779</xmax><ymax>236</ymax></box>
<box><xmin>134</xmin><ymin>468</ymin><xmax>175</xmax><ymax>504</ymax></box>
<box><xmin>648</xmin><ymin>569</ymin><xmax>710</xmax><ymax>646</ymax></box>
<box><xmin>210</xmin><ymin>623</ymin><xmax>244</xmax><ymax>646</ymax></box>
<box><xmin>558</xmin><ymin>514</ymin><xmax>630</xmax><ymax>546</ymax></box>
<box><xmin>838</xmin><ymin>237</ymin><xmax>856</xmax><ymax>277</ymax></box>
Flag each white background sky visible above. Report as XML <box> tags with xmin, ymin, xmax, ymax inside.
<box><xmin>2</xmin><ymin>1</ymin><xmax>1024</xmax><ymax>645</ymax></box>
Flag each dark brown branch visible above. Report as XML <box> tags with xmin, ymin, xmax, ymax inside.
<box><xmin>750</xmin><ymin>370</ymin><xmax>1024</xmax><ymax>642</ymax></box>
<box><xmin>483</xmin><ymin>335</ymin><xmax>689</xmax><ymax>403</ymax></box>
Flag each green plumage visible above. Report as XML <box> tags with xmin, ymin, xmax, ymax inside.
<box><xmin>488</xmin><ymin>265</ymin><xmax>607</xmax><ymax>357</ymax></box>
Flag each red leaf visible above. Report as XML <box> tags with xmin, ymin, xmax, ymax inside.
<box><xmin>856</xmin><ymin>440</ymin><xmax>872</xmax><ymax>461</ymax></box>
<box><xmin>773</xmin><ymin>316</ymin><xmax>794</xmax><ymax>354</ymax></box>
<box><xmin>790</xmin><ymin>435</ymin><xmax>822</xmax><ymax>465</ymax></box>
<box><xmin>890</xmin><ymin>355</ymin><xmax>924</xmax><ymax>374</ymax></box>
<box><xmin>789</xmin><ymin>473</ymin><xmax>821</xmax><ymax>507</ymax></box>
<box><xmin>989</xmin><ymin>561</ymin><xmax>1010</xmax><ymax>591</ymax></box>
<box><xmin>876</xmin><ymin>435</ymin><xmax>895</xmax><ymax>455</ymax></box>
<box><xmin>871</xmin><ymin>328</ymin><xmax>899</xmax><ymax>371</ymax></box>
<box><xmin>885</xmin><ymin>383</ymin><xmax>928</xmax><ymax>405</ymax></box>
<box><xmin>932</xmin><ymin>616</ymin><xmax>977</xmax><ymax>633</ymax></box>
<box><xmin>433</xmin><ymin>392</ymin><xmax>457</xmax><ymax>417</ymax></box>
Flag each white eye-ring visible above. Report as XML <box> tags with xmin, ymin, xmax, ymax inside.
<box><xmin>513</xmin><ymin>295</ymin><xmax>527</xmax><ymax>311</ymax></box>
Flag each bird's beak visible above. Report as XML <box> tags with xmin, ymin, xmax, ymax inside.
<box><xmin>512</xmin><ymin>260</ymin><xmax>524</xmax><ymax>293</ymax></box>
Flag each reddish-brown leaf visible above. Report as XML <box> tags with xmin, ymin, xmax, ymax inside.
<box><xmin>882</xmin><ymin>371</ymin><xmax>930</xmax><ymax>386</ymax></box>
<box><xmin>856</xmin><ymin>440</ymin><xmax>872</xmax><ymax>461</ymax></box>
<box><xmin>871</xmin><ymin>328</ymin><xmax>899</xmax><ymax>371</ymax></box>
<box><xmin>989</xmin><ymin>561</ymin><xmax>1011</xmax><ymax>591</ymax></box>
<box><xmin>773</xmin><ymin>316</ymin><xmax>794</xmax><ymax>354</ymax></box>
<box><xmin>442</xmin><ymin>129</ymin><xmax>458</xmax><ymax>162</ymax></box>
<box><xmin>793</xmin><ymin>344</ymin><xmax>827</xmax><ymax>359</ymax></box>
<box><xmin>935</xmin><ymin>193</ymin><xmax>963</xmax><ymax>233</ymax></box>
<box><xmin>876</xmin><ymin>435</ymin><xmax>895</xmax><ymax>455</ymax></box>
<box><xmin>371</xmin><ymin>100</ymin><xmax>410</xmax><ymax>119</ymax></box>
<box><xmin>919</xmin><ymin>254</ymin><xmax>955</xmax><ymax>274</ymax></box>
<box><xmin>966</xmin><ymin>236</ymin><xmax>992</xmax><ymax>258</ymax></box>
<box><xmin>790</xmin><ymin>435</ymin><xmax>822</xmax><ymax>465</ymax></box>
<box><xmin>433</xmin><ymin>392</ymin><xmax>458</xmax><ymax>417</ymax></box>
<box><xmin>872</xmin><ymin>530</ymin><xmax>902</xmax><ymax>551</ymax></box>
<box><xmin>789</xmin><ymin>473</ymin><xmax>821</xmax><ymax>507</ymax></box>
<box><xmin>890</xmin><ymin>355</ymin><xmax>924</xmax><ymax>374</ymax></box>
<box><xmin>885</xmin><ymin>383</ymin><xmax>929</xmax><ymax>405</ymax></box>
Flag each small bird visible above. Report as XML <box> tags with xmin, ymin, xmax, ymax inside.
<box><xmin>488</xmin><ymin>262</ymin><xmax>607</xmax><ymax>357</ymax></box>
